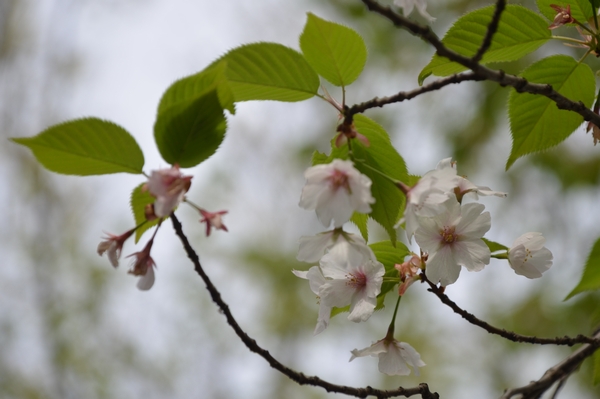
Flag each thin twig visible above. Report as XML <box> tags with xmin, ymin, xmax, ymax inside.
<box><xmin>170</xmin><ymin>214</ymin><xmax>439</xmax><ymax>399</ymax></box>
<box><xmin>499</xmin><ymin>329</ymin><xmax>600</xmax><ymax>399</ymax></box>
<box><xmin>472</xmin><ymin>0</ymin><xmax>506</xmax><ymax>63</ymax></box>
<box><xmin>424</xmin><ymin>277</ymin><xmax>600</xmax><ymax>346</ymax></box>
<box><xmin>356</xmin><ymin>0</ymin><xmax>600</xmax><ymax>127</ymax></box>
<box><xmin>346</xmin><ymin>72</ymin><xmax>483</xmax><ymax>120</ymax></box>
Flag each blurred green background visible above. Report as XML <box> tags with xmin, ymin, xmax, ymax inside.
<box><xmin>2</xmin><ymin>0</ymin><xmax>600</xmax><ymax>398</ymax></box>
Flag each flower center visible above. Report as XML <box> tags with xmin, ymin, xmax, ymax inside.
<box><xmin>440</xmin><ymin>226</ymin><xmax>457</xmax><ymax>244</ymax></box>
<box><xmin>346</xmin><ymin>271</ymin><xmax>367</xmax><ymax>288</ymax></box>
<box><xmin>329</xmin><ymin>169</ymin><xmax>351</xmax><ymax>193</ymax></box>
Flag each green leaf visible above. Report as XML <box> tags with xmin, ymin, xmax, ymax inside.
<box><xmin>537</xmin><ymin>0</ymin><xmax>593</xmax><ymax>23</ymax></box>
<box><xmin>371</xmin><ymin>240</ymin><xmax>411</xmax><ymax>306</ymax></box>
<box><xmin>482</xmin><ymin>238</ymin><xmax>509</xmax><ymax>253</ymax></box>
<box><xmin>507</xmin><ymin>55</ymin><xmax>595</xmax><ymax>169</ymax></box>
<box><xmin>215</xmin><ymin>42</ymin><xmax>320</xmax><ymax>102</ymax></box>
<box><xmin>350</xmin><ymin>212</ymin><xmax>369</xmax><ymax>241</ymax></box>
<box><xmin>310</xmin><ymin>116</ymin><xmax>408</xmax><ymax>243</ymax></box>
<box><xmin>299</xmin><ymin>13</ymin><xmax>367</xmax><ymax>87</ymax></box>
<box><xmin>158</xmin><ymin>62</ymin><xmax>235</xmax><ymax>115</ymax></box>
<box><xmin>418</xmin><ymin>5</ymin><xmax>551</xmax><ymax>85</ymax></box>
<box><xmin>594</xmin><ymin>350</ymin><xmax>600</xmax><ymax>386</ymax></box>
<box><xmin>154</xmin><ymin>89</ymin><xmax>227</xmax><ymax>168</ymax></box>
<box><xmin>353</xmin><ymin>116</ymin><xmax>408</xmax><ymax>244</ymax></box>
<box><xmin>565</xmin><ymin>237</ymin><xmax>600</xmax><ymax>300</ymax></box>
<box><xmin>11</xmin><ymin>118</ymin><xmax>144</xmax><ymax>175</ymax></box>
<box><xmin>130</xmin><ymin>183</ymin><xmax>162</xmax><ymax>243</ymax></box>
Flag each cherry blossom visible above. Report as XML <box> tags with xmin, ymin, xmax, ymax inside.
<box><xmin>394</xmin><ymin>0</ymin><xmax>435</xmax><ymax>23</ymax></box>
<box><xmin>508</xmin><ymin>232</ymin><xmax>553</xmax><ymax>278</ymax></box>
<box><xmin>292</xmin><ymin>266</ymin><xmax>332</xmax><ymax>335</ymax></box>
<box><xmin>350</xmin><ymin>337</ymin><xmax>425</xmax><ymax>376</ymax></box>
<box><xmin>126</xmin><ymin>239</ymin><xmax>157</xmax><ymax>291</ymax></box>
<box><xmin>97</xmin><ymin>228</ymin><xmax>135</xmax><ymax>267</ymax></box>
<box><xmin>299</xmin><ymin>159</ymin><xmax>375</xmax><ymax>228</ymax></box>
<box><xmin>415</xmin><ymin>198</ymin><xmax>491</xmax><ymax>286</ymax></box>
<box><xmin>297</xmin><ymin>228</ymin><xmax>374</xmax><ymax>263</ymax></box>
<box><xmin>145</xmin><ymin>165</ymin><xmax>192</xmax><ymax>218</ymax></box>
<box><xmin>318</xmin><ymin>241</ymin><xmax>384</xmax><ymax>322</ymax></box>
<box><xmin>199</xmin><ymin>209</ymin><xmax>228</xmax><ymax>236</ymax></box>
<box><xmin>293</xmin><ymin>241</ymin><xmax>384</xmax><ymax>332</ymax></box>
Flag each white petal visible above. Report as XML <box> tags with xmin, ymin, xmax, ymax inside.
<box><xmin>347</xmin><ymin>295</ymin><xmax>376</xmax><ymax>322</ymax></box>
<box><xmin>297</xmin><ymin>232</ymin><xmax>335</xmax><ymax>263</ymax></box>
<box><xmin>137</xmin><ymin>266</ymin><xmax>155</xmax><ymax>291</ymax></box>
<box><xmin>453</xmin><ymin>240</ymin><xmax>490</xmax><ymax>272</ymax></box>
<box><xmin>349</xmin><ymin>340</ymin><xmax>387</xmax><ymax>361</ymax></box>
<box><xmin>378</xmin><ymin>344</ymin><xmax>411</xmax><ymax>376</ymax></box>
<box><xmin>425</xmin><ymin>246</ymin><xmax>462</xmax><ymax>286</ymax></box>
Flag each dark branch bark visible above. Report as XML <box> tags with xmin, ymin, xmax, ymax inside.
<box><xmin>170</xmin><ymin>214</ymin><xmax>439</xmax><ymax>399</ymax></box>
<box><xmin>472</xmin><ymin>0</ymin><xmax>506</xmax><ymax>63</ymax></box>
<box><xmin>499</xmin><ymin>329</ymin><xmax>600</xmax><ymax>399</ymax></box>
<box><xmin>354</xmin><ymin>0</ymin><xmax>600</xmax><ymax>127</ymax></box>
<box><xmin>424</xmin><ymin>277</ymin><xmax>600</xmax><ymax>346</ymax></box>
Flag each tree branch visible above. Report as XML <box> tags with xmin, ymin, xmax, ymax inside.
<box><xmin>472</xmin><ymin>0</ymin><xmax>506</xmax><ymax>63</ymax></box>
<box><xmin>356</xmin><ymin>0</ymin><xmax>600</xmax><ymax>127</ymax></box>
<box><xmin>170</xmin><ymin>214</ymin><xmax>439</xmax><ymax>399</ymax></box>
<box><xmin>345</xmin><ymin>72</ymin><xmax>483</xmax><ymax>121</ymax></box>
<box><xmin>424</xmin><ymin>277</ymin><xmax>600</xmax><ymax>346</ymax></box>
<box><xmin>499</xmin><ymin>329</ymin><xmax>600</xmax><ymax>399</ymax></box>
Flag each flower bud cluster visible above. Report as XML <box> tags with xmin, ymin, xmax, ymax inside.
<box><xmin>97</xmin><ymin>165</ymin><xmax>228</xmax><ymax>290</ymax></box>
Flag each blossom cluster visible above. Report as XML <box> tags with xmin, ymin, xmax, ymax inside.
<box><xmin>294</xmin><ymin>159</ymin><xmax>424</xmax><ymax>376</ymax></box>
<box><xmin>401</xmin><ymin>158</ymin><xmax>552</xmax><ymax>286</ymax></box>
<box><xmin>97</xmin><ymin>165</ymin><xmax>228</xmax><ymax>290</ymax></box>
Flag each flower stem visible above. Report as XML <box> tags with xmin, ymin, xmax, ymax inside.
<box><xmin>386</xmin><ymin>295</ymin><xmax>403</xmax><ymax>338</ymax></box>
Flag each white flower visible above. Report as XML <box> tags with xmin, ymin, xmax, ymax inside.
<box><xmin>350</xmin><ymin>337</ymin><xmax>426</xmax><ymax>376</ymax></box>
<box><xmin>293</xmin><ymin>241</ymin><xmax>384</xmax><ymax>333</ymax></box>
<box><xmin>402</xmin><ymin>158</ymin><xmax>460</xmax><ymax>242</ymax></box>
<box><xmin>299</xmin><ymin>159</ymin><xmax>375</xmax><ymax>228</ymax></box>
<box><xmin>415</xmin><ymin>198</ymin><xmax>491</xmax><ymax>286</ymax></box>
<box><xmin>508</xmin><ymin>233</ymin><xmax>553</xmax><ymax>278</ymax></box>
<box><xmin>292</xmin><ymin>266</ymin><xmax>332</xmax><ymax>335</ymax></box>
<box><xmin>394</xmin><ymin>0</ymin><xmax>435</xmax><ymax>23</ymax></box>
<box><xmin>145</xmin><ymin>165</ymin><xmax>192</xmax><ymax>218</ymax></box>
<box><xmin>319</xmin><ymin>242</ymin><xmax>385</xmax><ymax>322</ymax></box>
<box><xmin>297</xmin><ymin>228</ymin><xmax>374</xmax><ymax>263</ymax></box>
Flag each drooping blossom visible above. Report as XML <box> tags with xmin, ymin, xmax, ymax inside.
<box><xmin>293</xmin><ymin>241</ymin><xmax>384</xmax><ymax>333</ymax></box>
<box><xmin>508</xmin><ymin>232</ymin><xmax>553</xmax><ymax>278</ymax></box>
<box><xmin>395</xmin><ymin>254</ymin><xmax>422</xmax><ymax>296</ymax></box>
<box><xmin>297</xmin><ymin>228</ymin><xmax>374</xmax><ymax>263</ymax></box>
<box><xmin>299</xmin><ymin>159</ymin><xmax>375</xmax><ymax>228</ymax></box>
<box><xmin>548</xmin><ymin>4</ymin><xmax>576</xmax><ymax>29</ymax></box>
<box><xmin>292</xmin><ymin>266</ymin><xmax>332</xmax><ymax>335</ymax></box>
<box><xmin>126</xmin><ymin>239</ymin><xmax>157</xmax><ymax>291</ymax></box>
<box><xmin>350</xmin><ymin>337</ymin><xmax>426</xmax><ymax>376</ymax></box>
<box><xmin>97</xmin><ymin>228</ymin><xmax>136</xmax><ymax>267</ymax></box>
<box><xmin>394</xmin><ymin>0</ymin><xmax>435</xmax><ymax>23</ymax></box>
<box><xmin>415</xmin><ymin>198</ymin><xmax>491</xmax><ymax>286</ymax></box>
<box><xmin>145</xmin><ymin>165</ymin><xmax>192</xmax><ymax>217</ymax></box>
<box><xmin>199</xmin><ymin>209</ymin><xmax>228</xmax><ymax>236</ymax></box>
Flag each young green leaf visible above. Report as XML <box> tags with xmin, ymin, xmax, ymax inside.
<box><xmin>350</xmin><ymin>212</ymin><xmax>369</xmax><ymax>242</ymax></box>
<box><xmin>482</xmin><ymin>237</ymin><xmax>509</xmax><ymax>253</ymax></box>
<box><xmin>158</xmin><ymin>62</ymin><xmax>235</xmax><ymax>115</ymax></box>
<box><xmin>154</xmin><ymin>89</ymin><xmax>227</xmax><ymax>168</ymax></box>
<box><xmin>130</xmin><ymin>183</ymin><xmax>162</xmax><ymax>243</ymax></box>
<box><xmin>507</xmin><ymin>55</ymin><xmax>595</xmax><ymax>169</ymax></box>
<box><xmin>299</xmin><ymin>13</ymin><xmax>367</xmax><ymax>87</ymax></box>
<box><xmin>536</xmin><ymin>0</ymin><xmax>593</xmax><ymax>23</ymax></box>
<box><xmin>11</xmin><ymin>118</ymin><xmax>144</xmax><ymax>175</ymax></box>
<box><xmin>216</xmin><ymin>42</ymin><xmax>320</xmax><ymax>102</ymax></box>
<box><xmin>565</xmin><ymin>237</ymin><xmax>600</xmax><ymax>300</ymax></box>
<box><xmin>418</xmin><ymin>5</ymin><xmax>551</xmax><ymax>85</ymax></box>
